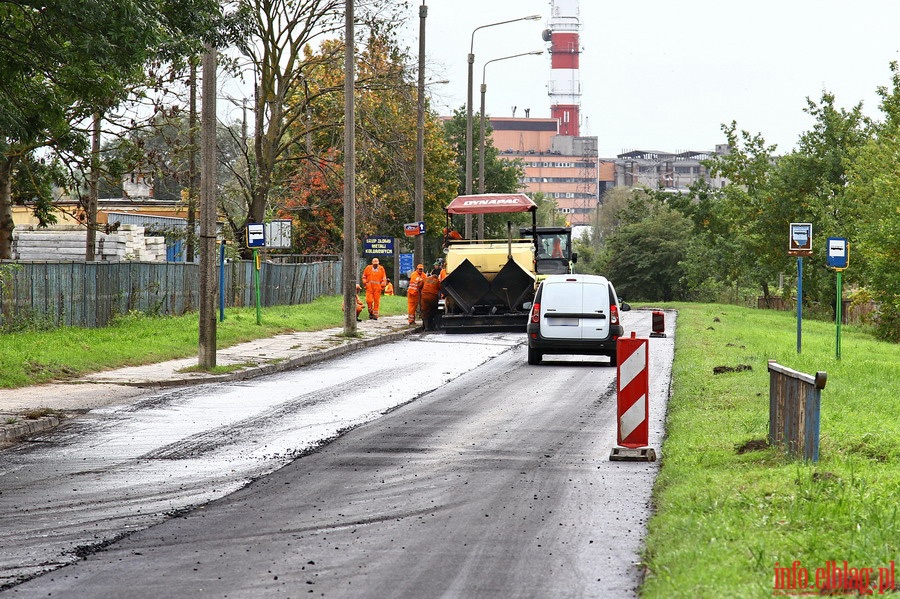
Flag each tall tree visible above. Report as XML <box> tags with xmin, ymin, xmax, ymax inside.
<box><xmin>845</xmin><ymin>62</ymin><xmax>900</xmax><ymax>341</ymax></box>
<box><xmin>0</xmin><ymin>0</ymin><xmax>223</xmax><ymax>258</ymax></box>
<box><xmin>600</xmin><ymin>192</ymin><xmax>693</xmax><ymax>302</ymax></box>
<box><xmin>270</xmin><ymin>34</ymin><xmax>457</xmax><ymax>254</ymax></box>
<box><xmin>229</xmin><ymin>0</ymin><xmax>407</xmax><ymax>256</ymax></box>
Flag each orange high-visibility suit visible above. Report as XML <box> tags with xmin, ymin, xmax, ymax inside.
<box><xmin>342</xmin><ymin>285</ymin><xmax>364</xmax><ymax>321</ymax></box>
<box><xmin>420</xmin><ymin>272</ymin><xmax>441</xmax><ymax>330</ymax></box>
<box><xmin>551</xmin><ymin>236</ymin><xmax>564</xmax><ymax>258</ymax></box>
<box><xmin>407</xmin><ymin>265</ymin><xmax>426</xmax><ymax>324</ymax></box>
<box><xmin>385</xmin><ymin>281</ymin><xmax>394</xmax><ymax>296</ymax></box>
<box><xmin>362</xmin><ymin>259</ymin><xmax>387</xmax><ymax>319</ymax></box>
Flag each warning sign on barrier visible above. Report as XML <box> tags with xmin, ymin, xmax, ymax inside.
<box><xmin>616</xmin><ymin>332</ymin><xmax>649</xmax><ymax>448</ymax></box>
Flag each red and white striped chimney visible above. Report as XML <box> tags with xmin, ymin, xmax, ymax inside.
<box><xmin>544</xmin><ymin>0</ymin><xmax>581</xmax><ymax>137</ymax></box>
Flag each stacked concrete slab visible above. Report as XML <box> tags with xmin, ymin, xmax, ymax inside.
<box><xmin>12</xmin><ymin>225</ymin><xmax>167</xmax><ymax>262</ymax></box>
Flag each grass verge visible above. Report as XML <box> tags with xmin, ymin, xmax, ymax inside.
<box><xmin>641</xmin><ymin>303</ymin><xmax>899</xmax><ymax>598</ymax></box>
<box><xmin>0</xmin><ymin>294</ymin><xmax>407</xmax><ymax>388</ymax></box>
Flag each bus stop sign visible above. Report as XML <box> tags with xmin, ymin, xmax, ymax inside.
<box><xmin>826</xmin><ymin>237</ymin><xmax>849</xmax><ymax>270</ymax></box>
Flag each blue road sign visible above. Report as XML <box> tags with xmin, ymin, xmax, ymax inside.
<box><xmin>363</xmin><ymin>236</ymin><xmax>394</xmax><ymax>257</ymax></box>
<box><xmin>399</xmin><ymin>253</ymin><xmax>414</xmax><ymax>275</ymax></box>
<box><xmin>246</xmin><ymin>223</ymin><xmax>266</xmax><ymax>248</ymax></box>
<box><xmin>826</xmin><ymin>237</ymin><xmax>849</xmax><ymax>269</ymax></box>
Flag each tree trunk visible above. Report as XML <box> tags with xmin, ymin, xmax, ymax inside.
<box><xmin>0</xmin><ymin>154</ymin><xmax>18</xmax><ymax>260</ymax></box>
<box><xmin>760</xmin><ymin>280</ymin><xmax>772</xmax><ymax>308</ymax></box>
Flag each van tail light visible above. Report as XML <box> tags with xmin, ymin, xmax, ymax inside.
<box><xmin>530</xmin><ymin>302</ymin><xmax>540</xmax><ymax>324</ymax></box>
<box><xmin>610</xmin><ymin>304</ymin><xmax>620</xmax><ymax>326</ymax></box>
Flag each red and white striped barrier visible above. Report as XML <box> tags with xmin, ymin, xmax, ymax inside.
<box><xmin>611</xmin><ymin>332</ymin><xmax>657</xmax><ymax>461</ymax></box>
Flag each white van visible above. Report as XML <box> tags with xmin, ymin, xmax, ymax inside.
<box><xmin>525</xmin><ymin>274</ymin><xmax>630</xmax><ymax>365</ymax></box>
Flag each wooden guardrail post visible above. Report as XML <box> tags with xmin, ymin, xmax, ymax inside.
<box><xmin>767</xmin><ymin>360</ymin><xmax>827</xmax><ymax>462</ymax></box>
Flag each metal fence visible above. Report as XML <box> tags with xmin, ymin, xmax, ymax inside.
<box><xmin>0</xmin><ymin>259</ymin><xmax>342</xmax><ymax>329</ymax></box>
<box><xmin>767</xmin><ymin>360</ymin><xmax>828</xmax><ymax>462</ymax></box>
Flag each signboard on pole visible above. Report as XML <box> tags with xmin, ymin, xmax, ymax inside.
<box><xmin>363</xmin><ymin>236</ymin><xmax>394</xmax><ymax>257</ymax></box>
<box><xmin>403</xmin><ymin>221</ymin><xmax>426</xmax><ymax>237</ymax></box>
<box><xmin>788</xmin><ymin>223</ymin><xmax>813</xmax><ymax>256</ymax></box>
<box><xmin>399</xmin><ymin>252</ymin><xmax>414</xmax><ymax>275</ymax></box>
<box><xmin>265</xmin><ymin>220</ymin><xmax>292</xmax><ymax>249</ymax></box>
<box><xmin>826</xmin><ymin>237</ymin><xmax>849</xmax><ymax>270</ymax></box>
<box><xmin>246</xmin><ymin>223</ymin><xmax>266</xmax><ymax>248</ymax></box>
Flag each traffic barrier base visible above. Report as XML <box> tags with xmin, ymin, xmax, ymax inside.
<box><xmin>609</xmin><ymin>447</ymin><xmax>657</xmax><ymax>462</ymax></box>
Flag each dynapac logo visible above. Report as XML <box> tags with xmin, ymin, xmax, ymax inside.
<box><xmin>462</xmin><ymin>198</ymin><xmax>521</xmax><ymax>206</ymax></box>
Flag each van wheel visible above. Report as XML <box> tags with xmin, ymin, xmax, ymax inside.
<box><xmin>527</xmin><ymin>347</ymin><xmax>542</xmax><ymax>365</ymax></box>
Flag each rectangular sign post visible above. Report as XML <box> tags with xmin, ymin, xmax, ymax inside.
<box><xmin>827</xmin><ymin>237</ymin><xmax>849</xmax><ymax>360</ymax></box>
<box><xmin>789</xmin><ymin>223</ymin><xmax>813</xmax><ymax>354</ymax></box>
<box><xmin>246</xmin><ymin>224</ymin><xmax>266</xmax><ymax>325</ymax></box>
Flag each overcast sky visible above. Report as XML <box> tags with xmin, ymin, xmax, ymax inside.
<box><xmin>400</xmin><ymin>0</ymin><xmax>900</xmax><ymax>158</ymax></box>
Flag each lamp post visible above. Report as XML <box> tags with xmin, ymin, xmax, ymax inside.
<box><xmin>478</xmin><ymin>50</ymin><xmax>543</xmax><ymax>239</ymax></box>
<box><xmin>415</xmin><ymin>0</ymin><xmax>427</xmax><ymax>268</ymax></box>
<box><xmin>465</xmin><ymin>14</ymin><xmax>541</xmax><ymax>238</ymax></box>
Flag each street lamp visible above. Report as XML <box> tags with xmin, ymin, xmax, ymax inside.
<box><xmin>415</xmin><ymin>0</ymin><xmax>427</xmax><ymax>269</ymax></box>
<box><xmin>478</xmin><ymin>50</ymin><xmax>543</xmax><ymax>239</ymax></box>
<box><xmin>465</xmin><ymin>14</ymin><xmax>541</xmax><ymax>238</ymax></box>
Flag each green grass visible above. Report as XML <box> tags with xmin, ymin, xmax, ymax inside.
<box><xmin>640</xmin><ymin>303</ymin><xmax>899</xmax><ymax>598</ymax></box>
<box><xmin>0</xmin><ymin>294</ymin><xmax>407</xmax><ymax>388</ymax></box>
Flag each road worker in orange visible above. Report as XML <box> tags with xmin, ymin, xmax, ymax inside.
<box><xmin>384</xmin><ymin>280</ymin><xmax>395</xmax><ymax>296</ymax></box>
<box><xmin>361</xmin><ymin>257</ymin><xmax>388</xmax><ymax>320</ymax></box>
<box><xmin>342</xmin><ymin>284</ymin><xmax>364</xmax><ymax>321</ymax></box>
<box><xmin>551</xmin><ymin>235</ymin><xmax>564</xmax><ymax>259</ymax></box>
<box><xmin>407</xmin><ymin>264</ymin><xmax>426</xmax><ymax>324</ymax></box>
<box><xmin>420</xmin><ymin>264</ymin><xmax>442</xmax><ymax>331</ymax></box>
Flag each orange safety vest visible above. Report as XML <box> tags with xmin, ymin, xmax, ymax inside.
<box><xmin>362</xmin><ymin>264</ymin><xmax>387</xmax><ymax>289</ymax></box>
<box><xmin>408</xmin><ymin>270</ymin><xmax>425</xmax><ymax>295</ymax></box>
<box><xmin>421</xmin><ymin>274</ymin><xmax>441</xmax><ymax>298</ymax></box>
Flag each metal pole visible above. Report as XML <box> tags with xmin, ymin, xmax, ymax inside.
<box><xmin>253</xmin><ymin>248</ymin><xmax>262</xmax><ymax>325</ymax></box>
<box><xmin>465</xmin><ymin>51</ymin><xmax>474</xmax><ymax>238</ymax></box>
<box><xmin>415</xmin><ymin>1</ymin><xmax>427</xmax><ymax>265</ymax></box>
<box><xmin>478</xmin><ymin>82</ymin><xmax>486</xmax><ymax>240</ymax></box>
<box><xmin>342</xmin><ymin>0</ymin><xmax>357</xmax><ymax>335</ymax></box>
<box><xmin>796</xmin><ymin>257</ymin><xmax>803</xmax><ymax>354</ymax></box>
<box><xmin>219</xmin><ymin>241</ymin><xmax>225</xmax><ymax>322</ymax></box>
<box><xmin>477</xmin><ymin>50</ymin><xmax>541</xmax><ymax>241</ymax></box>
<box><xmin>836</xmin><ymin>270</ymin><xmax>843</xmax><ymax>360</ymax></box>
<box><xmin>464</xmin><ymin>16</ymin><xmax>540</xmax><ymax>240</ymax></box>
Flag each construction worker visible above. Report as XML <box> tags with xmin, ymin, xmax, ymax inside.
<box><xmin>551</xmin><ymin>235</ymin><xmax>564</xmax><ymax>259</ymax></box>
<box><xmin>342</xmin><ymin>284</ymin><xmax>364</xmax><ymax>321</ymax></box>
<box><xmin>420</xmin><ymin>264</ymin><xmax>442</xmax><ymax>331</ymax></box>
<box><xmin>361</xmin><ymin>257</ymin><xmax>387</xmax><ymax>320</ymax></box>
<box><xmin>407</xmin><ymin>264</ymin><xmax>426</xmax><ymax>325</ymax></box>
<box><xmin>384</xmin><ymin>279</ymin><xmax>394</xmax><ymax>296</ymax></box>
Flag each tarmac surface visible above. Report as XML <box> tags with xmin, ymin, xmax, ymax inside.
<box><xmin>0</xmin><ymin>315</ymin><xmax>418</xmax><ymax>445</ymax></box>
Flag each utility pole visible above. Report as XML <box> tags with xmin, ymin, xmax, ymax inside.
<box><xmin>198</xmin><ymin>45</ymin><xmax>217</xmax><ymax>368</ymax></box>
<box><xmin>187</xmin><ymin>61</ymin><xmax>197</xmax><ymax>263</ymax></box>
<box><xmin>414</xmin><ymin>0</ymin><xmax>427</xmax><ymax>267</ymax></box>
<box><xmin>343</xmin><ymin>0</ymin><xmax>357</xmax><ymax>335</ymax></box>
<box><xmin>85</xmin><ymin>112</ymin><xmax>100</xmax><ymax>261</ymax></box>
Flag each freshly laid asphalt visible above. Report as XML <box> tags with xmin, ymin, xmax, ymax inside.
<box><xmin>0</xmin><ymin>315</ymin><xmax>418</xmax><ymax>444</ymax></box>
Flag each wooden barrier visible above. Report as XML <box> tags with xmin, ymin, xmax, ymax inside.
<box><xmin>767</xmin><ymin>360</ymin><xmax>827</xmax><ymax>462</ymax></box>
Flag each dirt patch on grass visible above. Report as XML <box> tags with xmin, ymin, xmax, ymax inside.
<box><xmin>713</xmin><ymin>364</ymin><xmax>752</xmax><ymax>375</ymax></box>
<box><xmin>735</xmin><ymin>438</ymin><xmax>769</xmax><ymax>454</ymax></box>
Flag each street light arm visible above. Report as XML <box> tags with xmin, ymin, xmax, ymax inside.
<box><xmin>481</xmin><ymin>50</ymin><xmax>544</xmax><ymax>85</ymax></box>
<box><xmin>470</xmin><ymin>14</ymin><xmax>541</xmax><ymax>53</ymax></box>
